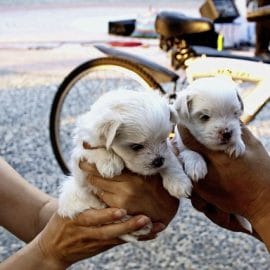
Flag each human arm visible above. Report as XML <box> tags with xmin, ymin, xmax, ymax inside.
<box><xmin>0</xmin><ymin>158</ymin><xmax>153</xmax><ymax>269</ymax></box>
<box><xmin>0</xmin><ymin>157</ymin><xmax>57</xmax><ymax>242</ymax></box>
<box><xmin>79</xmin><ymin>162</ymin><xmax>180</xmax><ymax>227</ymax></box>
<box><xmin>0</xmin><ymin>208</ymin><xmax>151</xmax><ymax>269</ymax></box>
<box><xmin>179</xmin><ymin>125</ymin><xmax>270</xmax><ymax>250</ymax></box>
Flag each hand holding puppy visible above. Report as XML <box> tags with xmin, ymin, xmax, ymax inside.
<box><xmin>1</xmin><ymin>207</ymin><xmax>152</xmax><ymax>270</ymax></box>
<box><xmin>173</xmin><ymin>76</ymin><xmax>251</xmax><ymax>231</ymax></box>
<box><xmin>79</xmin><ymin>161</ymin><xmax>180</xmax><ymax>228</ymax></box>
<box><xmin>58</xmin><ymin>90</ymin><xmax>187</xmax><ymax>242</ymax></box>
<box><xmin>180</xmin><ymin>125</ymin><xmax>270</xmax><ymax>250</ymax></box>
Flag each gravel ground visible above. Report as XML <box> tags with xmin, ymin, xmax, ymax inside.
<box><xmin>0</xmin><ymin>45</ymin><xmax>270</xmax><ymax>269</ymax></box>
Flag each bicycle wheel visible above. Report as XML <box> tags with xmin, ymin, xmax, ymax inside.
<box><xmin>50</xmin><ymin>56</ymin><xmax>162</xmax><ymax>175</ymax></box>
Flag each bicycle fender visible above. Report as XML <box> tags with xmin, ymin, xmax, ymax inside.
<box><xmin>95</xmin><ymin>45</ymin><xmax>179</xmax><ymax>84</ymax></box>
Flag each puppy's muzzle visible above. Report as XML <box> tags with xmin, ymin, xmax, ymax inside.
<box><xmin>219</xmin><ymin>128</ymin><xmax>233</xmax><ymax>143</ymax></box>
<box><xmin>151</xmin><ymin>156</ymin><xmax>165</xmax><ymax>168</ymax></box>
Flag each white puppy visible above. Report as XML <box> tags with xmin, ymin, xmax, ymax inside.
<box><xmin>58</xmin><ymin>89</ymin><xmax>192</xmax><ymax>241</ymax></box>
<box><xmin>173</xmin><ymin>76</ymin><xmax>251</xmax><ymax>232</ymax></box>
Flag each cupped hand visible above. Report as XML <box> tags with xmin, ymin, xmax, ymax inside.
<box><xmin>37</xmin><ymin>208</ymin><xmax>151</xmax><ymax>269</ymax></box>
<box><xmin>191</xmin><ymin>191</ymin><xmax>263</xmax><ymax>240</ymax></box>
<box><xmin>79</xmin><ymin>162</ymin><xmax>180</xmax><ymax>228</ymax></box>
<box><xmin>179</xmin><ymin>124</ymin><xmax>270</xmax><ymax>227</ymax></box>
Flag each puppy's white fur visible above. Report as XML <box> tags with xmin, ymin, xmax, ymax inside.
<box><xmin>58</xmin><ymin>90</ymin><xmax>192</xmax><ymax>241</ymax></box>
<box><xmin>174</xmin><ymin>76</ymin><xmax>251</xmax><ymax>232</ymax></box>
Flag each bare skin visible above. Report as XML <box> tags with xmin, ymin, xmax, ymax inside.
<box><xmin>0</xmin><ymin>158</ymin><xmax>163</xmax><ymax>269</ymax></box>
<box><xmin>179</xmin><ymin>125</ymin><xmax>270</xmax><ymax>250</ymax></box>
<box><xmin>0</xmin><ymin>208</ymin><xmax>151</xmax><ymax>270</ymax></box>
<box><xmin>80</xmin><ymin>125</ymin><xmax>270</xmax><ymax>252</ymax></box>
<box><xmin>79</xmin><ymin>163</ymin><xmax>180</xmax><ymax>227</ymax></box>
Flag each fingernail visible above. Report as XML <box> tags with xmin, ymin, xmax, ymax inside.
<box><xmin>113</xmin><ymin>209</ymin><xmax>127</xmax><ymax>218</ymax></box>
<box><xmin>136</xmin><ymin>216</ymin><xmax>150</xmax><ymax>226</ymax></box>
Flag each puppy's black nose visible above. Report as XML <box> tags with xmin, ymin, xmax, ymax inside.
<box><xmin>222</xmin><ymin>129</ymin><xmax>233</xmax><ymax>140</ymax></box>
<box><xmin>151</xmin><ymin>156</ymin><xmax>165</xmax><ymax>168</ymax></box>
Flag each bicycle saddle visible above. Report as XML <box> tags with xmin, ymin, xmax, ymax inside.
<box><xmin>155</xmin><ymin>11</ymin><xmax>214</xmax><ymax>38</ymax></box>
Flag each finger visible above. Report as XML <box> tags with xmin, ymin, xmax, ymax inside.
<box><xmin>75</xmin><ymin>208</ymin><xmax>127</xmax><ymax>226</ymax></box>
<box><xmin>79</xmin><ymin>161</ymin><xmax>100</xmax><ymax>176</ymax></box>
<box><xmin>95</xmin><ymin>190</ymin><xmax>126</xmax><ymax>209</ymax></box>
<box><xmin>88</xmin><ymin>174</ymin><xmax>119</xmax><ymax>193</ymax></box>
<box><xmin>205</xmin><ymin>209</ymin><xmax>247</xmax><ymax>233</ymax></box>
<box><xmin>83</xmin><ymin>239</ymin><xmax>124</xmax><ymax>255</ymax></box>
<box><xmin>80</xmin><ymin>161</ymin><xmax>132</xmax><ymax>181</ymax></box>
<box><xmin>96</xmin><ymin>189</ymin><xmax>114</xmax><ymax>204</ymax></box>
<box><xmin>90</xmin><ymin>215</ymin><xmax>151</xmax><ymax>240</ymax></box>
<box><xmin>96</xmin><ymin>189</ymin><xmax>106</xmax><ymax>202</ymax></box>
<box><xmin>240</xmin><ymin>124</ymin><xmax>252</xmax><ymax>143</ymax></box>
<box><xmin>190</xmin><ymin>191</ymin><xmax>209</xmax><ymax>212</ymax></box>
<box><xmin>178</xmin><ymin>125</ymin><xmax>210</xmax><ymax>154</ymax></box>
<box><xmin>194</xmin><ymin>199</ymin><xmax>248</xmax><ymax>233</ymax></box>
<box><xmin>178</xmin><ymin>125</ymin><xmax>228</xmax><ymax>162</ymax></box>
<box><xmin>241</xmin><ymin>124</ymin><xmax>262</xmax><ymax>147</ymax></box>
<box><xmin>191</xmin><ymin>192</ymin><xmax>233</xmax><ymax>230</ymax></box>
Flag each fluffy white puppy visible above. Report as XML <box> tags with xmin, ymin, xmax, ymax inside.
<box><xmin>174</xmin><ymin>76</ymin><xmax>251</xmax><ymax>232</ymax></box>
<box><xmin>58</xmin><ymin>89</ymin><xmax>192</xmax><ymax>241</ymax></box>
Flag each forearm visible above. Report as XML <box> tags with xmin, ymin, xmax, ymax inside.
<box><xmin>0</xmin><ymin>158</ymin><xmax>56</xmax><ymax>242</ymax></box>
<box><xmin>0</xmin><ymin>237</ymin><xmax>65</xmax><ymax>270</ymax></box>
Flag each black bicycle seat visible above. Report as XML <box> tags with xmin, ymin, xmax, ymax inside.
<box><xmin>155</xmin><ymin>11</ymin><xmax>214</xmax><ymax>38</ymax></box>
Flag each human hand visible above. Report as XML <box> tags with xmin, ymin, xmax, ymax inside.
<box><xmin>37</xmin><ymin>208</ymin><xmax>151</xmax><ymax>269</ymax></box>
<box><xmin>191</xmin><ymin>192</ymin><xmax>261</xmax><ymax>237</ymax></box>
<box><xmin>79</xmin><ymin>162</ymin><xmax>179</xmax><ymax>228</ymax></box>
<box><xmin>179</xmin><ymin>125</ymin><xmax>270</xmax><ymax>240</ymax></box>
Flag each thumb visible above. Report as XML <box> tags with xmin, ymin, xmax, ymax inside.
<box><xmin>177</xmin><ymin>125</ymin><xmax>211</xmax><ymax>155</ymax></box>
<box><xmin>178</xmin><ymin>124</ymin><xmax>232</xmax><ymax>163</ymax></box>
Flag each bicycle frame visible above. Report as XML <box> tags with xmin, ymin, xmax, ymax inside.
<box><xmin>95</xmin><ymin>44</ymin><xmax>270</xmax><ymax>123</ymax></box>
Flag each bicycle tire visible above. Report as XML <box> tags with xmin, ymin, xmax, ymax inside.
<box><xmin>50</xmin><ymin>56</ymin><xmax>162</xmax><ymax>175</ymax></box>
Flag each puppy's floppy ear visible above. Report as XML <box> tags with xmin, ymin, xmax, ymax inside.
<box><xmin>100</xmin><ymin>120</ymin><xmax>121</xmax><ymax>149</ymax></box>
<box><xmin>174</xmin><ymin>91</ymin><xmax>194</xmax><ymax>120</ymax></box>
<box><xmin>169</xmin><ymin>105</ymin><xmax>179</xmax><ymax>124</ymax></box>
<box><xmin>236</xmin><ymin>91</ymin><xmax>244</xmax><ymax>112</ymax></box>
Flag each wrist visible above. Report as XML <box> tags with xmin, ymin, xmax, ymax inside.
<box><xmin>250</xmin><ymin>213</ymin><xmax>270</xmax><ymax>250</ymax></box>
<box><xmin>0</xmin><ymin>236</ymin><xmax>67</xmax><ymax>270</ymax></box>
<box><xmin>38</xmin><ymin>198</ymin><xmax>58</xmax><ymax>232</ymax></box>
<box><xmin>248</xmin><ymin>191</ymin><xmax>270</xmax><ymax>250</ymax></box>
<box><xmin>35</xmin><ymin>234</ymin><xmax>68</xmax><ymax>270</ymax></box>
<box><xmin>33</xmin><ymin>235</ymin><xmax>69</xmax><ymax>270</ymax></box>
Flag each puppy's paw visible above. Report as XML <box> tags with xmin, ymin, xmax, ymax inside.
<box><xmin>129</xmin><ymin>222</ymin><xmax>153</xmax><ymax>237</ymax></box>
<box><xmin>180</xmin><ymin>150</ymin><xmax>208</xmax><ymax>182</ymax></box>
<box><xmin>58</xmin><ymin>198</ymin><xmax>91</xmax><ymax>219</ymax></box>
<box><xmin>120</xmin><ymin>234</ymin><xmax>138</xmax><ymax>242</ymax></box>
<box><xmin>163</xmin><ymin>174</ymin><xmax>192</xmax><ymax>199</ymax></box>
<box><xmin>96</xmin><ymin>154</ymin><xmax>124</xmax><ymax>178</ymax></box>
<box><xmin>235</xmin><ymin>214</ymin><xmax>252</xmax><ymax>233</ymax></box>
<box><xmin>225</xmin><ymin>139</ymin><xmax>246</xmax><ymax>158</ymax></box>
<box><xmin>119</xmin><ymin>215</ymin><xmax>152</xmax><ymax>242</ymax></box>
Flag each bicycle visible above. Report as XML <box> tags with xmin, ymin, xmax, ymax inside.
<box><xmin>50</xmin><ymin>10</ymin><xmax>270</xmax><ymax>175</ymax></box>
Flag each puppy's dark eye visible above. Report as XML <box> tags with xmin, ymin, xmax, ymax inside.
<box><xmin>130</xmin><ymin>144</ymin><xmax>144</xmax><ymax>151</ymax></box>
<box><xmin>234</xmin><ymin>111</ymin><xmax>240</xmax><ymax>117</ymax></box>
<box><xmin>200</xmin><ymin>114</ymin><xmax>210</xmax><ymax>122</ymax></box>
